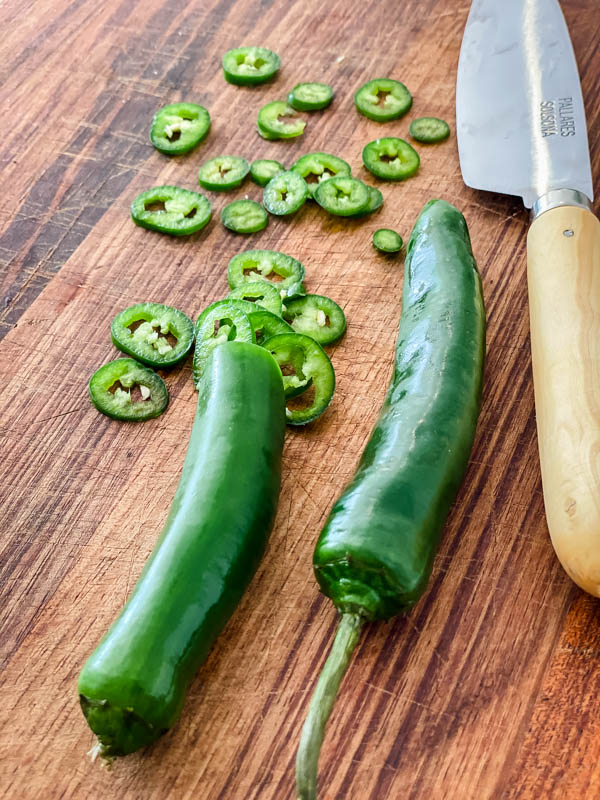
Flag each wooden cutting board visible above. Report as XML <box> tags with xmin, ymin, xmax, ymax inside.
<box><xmin>1</xmin><ymin>0</ymin><xmax>599</xmax><ymax>798</ymax></box>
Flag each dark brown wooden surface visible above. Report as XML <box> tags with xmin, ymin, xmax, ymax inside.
<box><xmin>1</xmin><ymin>1</ymin><xmax>599</xmax><ymax>798</ymax></box>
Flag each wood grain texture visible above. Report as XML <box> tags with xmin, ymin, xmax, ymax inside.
<box><xmin>0</xmin><ymin>0</ymin><xmax>599</xmax><ymax>798</ymax></box>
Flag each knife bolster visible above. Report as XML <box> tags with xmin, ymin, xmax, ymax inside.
<box><xmin>531</xmin><ymin>189</ymin><xmax>591</xmax><ymax>220</ymax></box>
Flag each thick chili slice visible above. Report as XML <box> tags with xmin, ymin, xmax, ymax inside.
<box><xmin>354</xmin><ymin>78</ymin><xmax>412</xmax><ymax>122</ymax></box>
<box><xmin>89</xmin><ymin>358</ymin><xmax>169</xmax><ymax>421</ymax></box>
<box><xmin>372</xmin><ymin>228</ymin><xmax>404</xmax><ymax>253</ymax></box>
<box><xmin>197</xmin><ymin>156</ymin><xmax>250</xmax><ymax>191</ymax></box>
<box><xmin>149</xmin><ymin>102</ymin><xmax>211</xmax><ymax>155</ymax></box>
<box><xmin>288</xmin><ymin>83</ymin><xmax>334</xmax><ymax>112</ymax></box>
<box><xmin>263</xmin><ymin>171</ymin><xmax>309</xmax><ymax>216</ymax></box>
<box><xmin>257</xmin><ymin>101</ymin><xmax>306</xmax><ymax>140</ymax></box>
<box><xmin>227</xmin><ymin>281</ymin><xmax>283</xmax><ymax>316</ymax></box>
<box><xmin>248</xmin><ymin>309</ymin><xmax>294</xmax><ymax>345</ymax></box>
<box><xmin>314</xmin><ymin>176</ymin><xmax>370</xmax><ymax>216</ymax></box>
<box><xmin>130</xmin><ymin>186</ymin><xmax>212</xmax><ymax>236</ymax></box>
<box><xmin>409</xmin><ymin>116</ymin><xmax>450</xmax><ymax>143</ymax></box>
<box><xmin>264</xmin><ymin>333</ymin><xmax>335</xmax><ymax>425</ymax></box>
<box><xmin>222</xmin><ymin>46</ymin><xmax>280</xmax><ymax>85</ymax></box>
<box><xmin>193</xmin><ymin>300</ymin><xmax>255</xmax><ymax>387</ymax></box>
<box><xmin>291</xmin><ymin>153</ymin><xmax>351</xmax><ymax>199</ymax></box>
<box><xmin>362</xmin><ymin>137</ymin><xmax>420</xmax><ymax>181</ymax></box>
<box><xmin>221</xmin><ymin>199</ymin><xmax>268</xmax><ymax>233</ymax></box>
<box><xmin>251</xmin><ymin>159</ymin><xmax>285</xmax><ymax>186</ymax></box>
<box><xmin>111</xmin><ymin>303</ymin><xmax>194</xmax><ymax>368</ymax></box>
<box><xmin>228</xmin><ymin>249</ymin><xmax>306</xmax><ymax>299</ymax></box>
<box><xmin>282</xmin><ymin>294</ymin><xmax>346</xmax><ymax>346</ymax></box>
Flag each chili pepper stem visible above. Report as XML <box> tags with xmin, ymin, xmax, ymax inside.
<box><xmin>296</xmin><ymin>612</ymin><xmax>364</xmax><ymax>800</ymax></box>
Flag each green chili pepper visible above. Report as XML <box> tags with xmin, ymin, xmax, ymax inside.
<box><xmin>221</xmin><ymin>199</ymin><xmax>268</xmax><ymax>233</ymax></box>
<box><xmin>78</xmin><ymin>342</ymin><xmax>286</xmax><ymax>759</ymax></box>
<box><xmin>110</xmin><ymin>303</ymin><xmax>194</xmax><ymax>368</ymax></box>
<box><xmin>248</xmin><ymin>309</ymin><xmax>294</xmax><ymax>345</ymax></box>
<box><xmin>149</xmin><ymin>102</ymin><xmax>211</xmax><ymax>155</ymax></box>
<box><xmin>227</xmin><ymin>249</ymin><xmax>306</xmax><ymax>300</ymax></box>
<box><xmin>351</xmin><ymin>185</ymin><xmax>384</xmax><ymax>217</ymax></box>
<box><xmin>88</xmin><ymin>359</ymin><xmax>169</xmax><ymax>422</ymax></box>
<box><xmin>227</xmin><ymin>281</ymin><xmax>283</xmax><ymax>316</ymax></box>
<box><xmin>263</xmin><ymin>170</ymin><xmax>309</xmax><ymax>216</ymax></box>
<box><xmin>288</xmin><ymin>82</ymin><xmax>334</xmax><ymax>111</ymax></box>
<box><xmin>197</xmin><ymin>156</ymin><xmax>250</xmax><ymax>191</ymax></box>
<box><xmin>250</xmin><ymin>159</ymin><xmax>285</xmax><ymax>186</ymax></box>
<box><xmin>291</xmin><ymin>152</ymin><xmax>351</xmax><ymax>199</ymax></box>
<box><xmin>295</xmin><ymin>199</ymin><xmax>486</xmax><ymax>799</ymax></box>
<box><xmin>372</xmin><ymin>228</ymin><xmax>403</xmax><ymax>253</ymax></box>
<box><xmin>257</xmin><ymin>101</ymin><xmax>306</xmax><ymax>140</ymax></box>
<box><xmin>314</xmin><ymin>176</ymin><xmax>370</xmax><ymax>216</ymax></box>
<box><xmin>409</xmin><ymin>116</ymin><xmax>450</xmax><ymax>143</ymax></box>
<box><xmin>354</xmin><ymin>78</ymin><xmax>412</xmax><ymax>121</ymax></box>
<box><xmin>193</xmin><ymin>300</ymin><xmax>255</xmax><ymax>387</ymax></box>
<box><xmin>362</xmin><ymin>137</ymin><xmax>420</xmax><ymax>181</ymax></box>
<box><xmin>282</xmin><ymin>294</ymin><xmax>346</xmax><ymax>345</ymax></box>
<box><xmin>130</xmin><ymin>186</ymin><xmax>212</xmax><ymax>236</ymax></box>
<box><xmin>222</xmin><ymin>46</ymin><xmax>281</xmax><ymax>85</ymax></box>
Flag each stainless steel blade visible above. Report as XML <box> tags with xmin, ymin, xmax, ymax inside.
<box><xmin>456</xmin><ymin>0</ymin><xmax>593</xmax><ymax>208</ymax></box>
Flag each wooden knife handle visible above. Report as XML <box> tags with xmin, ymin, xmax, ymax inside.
<box><xmin>528</xmin><ymin>204</ymin><xmax>600</xmax><ymax>596</ymax></box>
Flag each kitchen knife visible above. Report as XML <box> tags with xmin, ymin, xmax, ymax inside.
<box><xmin>457</xmin><ymin>0</ymin><xmax>600</xmax><ymax>596</ymax></box>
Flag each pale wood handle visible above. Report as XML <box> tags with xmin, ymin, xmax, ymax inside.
<box><xmin>528</xmin><ymin>205</ymin><xmax>600</xmax><ymax>596</ymax></box>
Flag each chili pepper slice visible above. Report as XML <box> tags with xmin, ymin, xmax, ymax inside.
<box><xmin>354</xmin><ymin>78</ymin><xmax>412</xmax><ymax>122</ymax></box>
<box><xmin>130</xmin><ymin>186</ymin><xmax>212</xmax><ymax>236</ymax></box>
<box><xmin>314</xmin><ymin>176</ymin><xmax>370</xmax><ymax>216</ymax></box>
<box><xmin>362</xmin><ymin>137</ymin><xmax>420</xmax><ymax>181</ymax></box>
<box><xmin>193</xmin><ymin>300</ymin><xmax>255</xmax><ymax>387</ymax></box>
<box><xmin>227</xmin><ymin>281</ymin><xmax>283</xmax><ymax>316</ymax></box>
<box><xmin>222</xmin><ymin>46</ymin><xmax>280</xmax><ymax>85</ymax></box>
<box><xmin>409</xmin><ymin>116</ymin><xmax>450</xmax><ymax>143</ymax></box>
<box><xmin>111</xmin><ymin>303</ymin><xmax>194</xmax><ymax>368</ymax></box>
<box><xmin>228</xmin><ymin>249</ymin><xmax>306</xmax><ymax>299</ymax></box>
<box><xmin>89</xmin><ymin>358</ymin><xmax>169</xmax><ymax>421</ymax></box>
<box><xmin>263</xmin><ymin>171</ymin><xmax>309</xmax><ymax>216</ymax></box>
<box><xmin>288</xmin><ymin>83</ymin><xmax>334</xmax><ymax>112</ymax></box>
<box><xmin>257</xmin><ymin>101</ymin><xmax>306</xmax><ymax>140</ymax></box>
<box><xmin>149</xmin><ymin>102</ymin><xmax>211</xmax><ymax>156</ymax></box>
<box><xmin>248</xmin><ymin>309</ymin><xmax>294</xmax><ymax>345</ymax></box>
<box><xmin>264</xmin><ymin>333</ymin><xmax>335</xmax><ymax>425</ymax></box>
<box><xmin>251</xmin><ymin>159</ymin><xmax>285</xmax><ymax>186</ymax></box>
<box><xmin>221</xmin><ymin>199</ymin><xmax>268</xmax><ymax>233</ymax></box>
<box><xmin>372</xmin><ymin>228</ymin><xmax>403</xmax><ymax>253</ymax></box>
<box><xmin>282</xmin><ymin>294</ymin><xmax>346</xmax><ymax>346</ymax></box>
<box><xmin>351</xmin><ymin>185</ymin><xmax>384</xmax><ymax>217</ymax></box>
<box><xmin>291</xmin><ymin>153</ymin><xmax>351</xmax><ymax>199</ymax></box>
<box><xmin>197</xmin><ymin>156</ymin><xmax>250</xmax><ymax>191</ymax></box>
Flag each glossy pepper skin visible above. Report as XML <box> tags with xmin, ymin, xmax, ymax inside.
<box><xmin>314</xmin><ymin>199</ymin><xmax>486</xmax><ymax>620</ymax></box>
<box><xmin>77</xmin><ymin>341</ymin><xmax>286</xmax><ymax>757</ymax></box>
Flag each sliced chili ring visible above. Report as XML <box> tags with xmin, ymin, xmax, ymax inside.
<box><xmin>264</xmin><ymin>333</ymin><xmax>335</xmax><ymax>425</ymax></box>
<box><xmin>130</xmin><ymin>186</ymin><xmax>212</xmax><ymax>236</ymax></box>
<box><xmin>197</xmin><ymin>156</ymin><xmax>250</xmax><ymax>191</ymax></box>
<box><xmin>263</xmin><ymin>171</ymin><xmax>309</xmax><ymax>216</ymax></box>
<box><xmin>248</xmin><ymin>309</ymin><xmax>294</xmax><ymax>345</ymax></box>
<box><xmin>409</xmin><ymin>116</ymin><xmax>450</xmax><ymax>143</ymax></box>
<box><xmin>288</xmin><ymin>83</ymin><xmax>334</xmax><ymax>112</ymax></box>
<box><xmin>227</xmin><ymin>249</ymin><xmax>306</xmax><ymax>299</ymax></box>
<box><xmin>251</xmin><ymin>159</ymin><xmax>285</xmax><ymax>186</ymax></box>
<box><xmin>221</xmin><ymin>199</ymin><xmax>268</xmax><ymax>233</ymax></box>
<box><xmin>193</xmin><ymin>301</ymin><xmax>255</xmax><ymax>387</ymax></box>
<box><xmin>227</xmin><ymin>281</ymin><xmax>283</xmax><ymax>316</ymax></box>
<box><xmin>314</xmin><ymin>176</ymin><xmax>370</xmax><ymax>216</ymax></box>
<box><xmin>354</xmin><ymin>78</ymin><xmax>412</xmax><ymax>122</ymax></box>
<box><xmin>222</xmin><ymin>46</ymin><xmax>280</xmax><ymax>86</ymax></box>
<box><xmin>149</xmin><ymin>102</ymin><xmax>211</xmax><ymax>156</ymax></box>
<box><xmin>257</xmin><ymin>101</ymin><xmax>306</xmax><ymax>140</ymax></box>
<box><xmin>282</xmin><ymin>294</ymin><xmax>346</xmax><ymax>345</ymax></box>
<box><xmin>372</xmin><ymin>228</ymin><xmax>403</xmax><ymax>253</ymax></box>
<box><xmin>362</xmin><ymin>137</ymin><xmax>420</xmax><ymax>181</ymax></box>
<box><xmin>111</xmin><ymin>302</ymin><xmax>194</xmax><ymax>368</ymax></box>
<box><xmin>291</xmin><ymin>152</ymin><xmax>351</xmax><ymax>199</ymax></box>
<box><xmin>89</xmin><ymin>358</ymin><xmax>169</xmax><ymax>421</ymax></box>
<box><xmin>351</xmin><ymin>185</ymin><xmax>384</xmax><ymax>217</ymax></box>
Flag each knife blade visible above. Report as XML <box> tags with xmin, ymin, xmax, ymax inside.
<box><xmin>457</xmin><ymin>0</ymin><xmax>600</xmax><ymax>596</ymax></box>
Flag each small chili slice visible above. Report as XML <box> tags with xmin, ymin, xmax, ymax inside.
<box><xmin>288</xmin><ymin>83</ymin><xmax>334</xmax><ymax>112</ymax></box>
<box><xmin>263</xmin><ymin>171</ymin><xmax>309</xmax><ymax>216</ymax></box>
<box><xmin>251</xmin><ymin>159</ymin><xmax>285</xmax><ymax>186</ymax></box>
<box><xmin>228</xmin><ymin>249</ymin><xmax>306</xmax><ymax>299</ymax></box>
<box><xmin>221</xmin><ymin>199</ymin><xmax>268</xmax><ymax>233</ymax></box>
<box><xmin>198</xmin><ymin>156</ymin><xmax>250</xmax><ymax>191</ymax></box>
<box><xmin>291</xmin><ymin>153</ymin><xmax>351</xmax><ymax>199</ymax></box>
<box><xmin>222</xmin><ymin>46</ymin><xmax>280</xmax><ymax>85</ymax></box>
<box><xmin>314</xmin><ymin>176</ymin><xmax>370</xmax><ymax>216</ymax></box>
<box><xmin>354</xmin><ymin>78</ymin><xmax>412</xmax><ymax>122</ymax></box>
<box><xmin>248</xmin><ymin>309</ymin><xmax>294</xmax><ymax>345</ymax></box>
<box><xmin>149</xmin><ymin>102</ymin><xmax>211</xmax><ymax>155</ymax></box>
<box><xmin>131</xmin><ymin>186</ymin><xmax>212</xmax><ymax>236</ymax></box>
<box><xmin>89</xmin><ymin>358</ymin><xmax>169</xmax><ymax>421</ymax></box>
<box><xmin>409</xmin><ymin>116</ymin><xmax>451</xmax><ymax>143</ymax></box>
<box><xmin>111</xmin><ymin>303</ymin><xmax>194</xmax><ymax>368</ymax></box>
<box><xmin>257</xmin><ymin>101</ymin><xmax>306</xmax><ymax>140</ymax></box>
<box><xmin>282</xmin><ymin>294</ymin><xmax>346</xmax><ymax>346</ymax></box>
<box><xmin>362</xmin><ymin>137</ymin><xmax>420</xmax><ymax>181</ymax></box>
<box><xmin>193</xmin><ymin>300</ymin><xmax>255</xmax><ymax>387</ymax></box>
<box><xmin>351</xmin><ymin>185</ymin><xmax>384</xmax><ymax>217</ymax></box>
<box><xmin>264</xmin><ymin>333</ymin><xmax>335</xmax><ymax>425</ymax></box>
<box><xmin>373</xmin><ymin>228</ymin><xmax>404</xmax><ymax>253</ymax></box>
<box><xmin>227</xmin><ymin>281</ymin><xmax>283</xmax><ymax>316</ymax></box>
